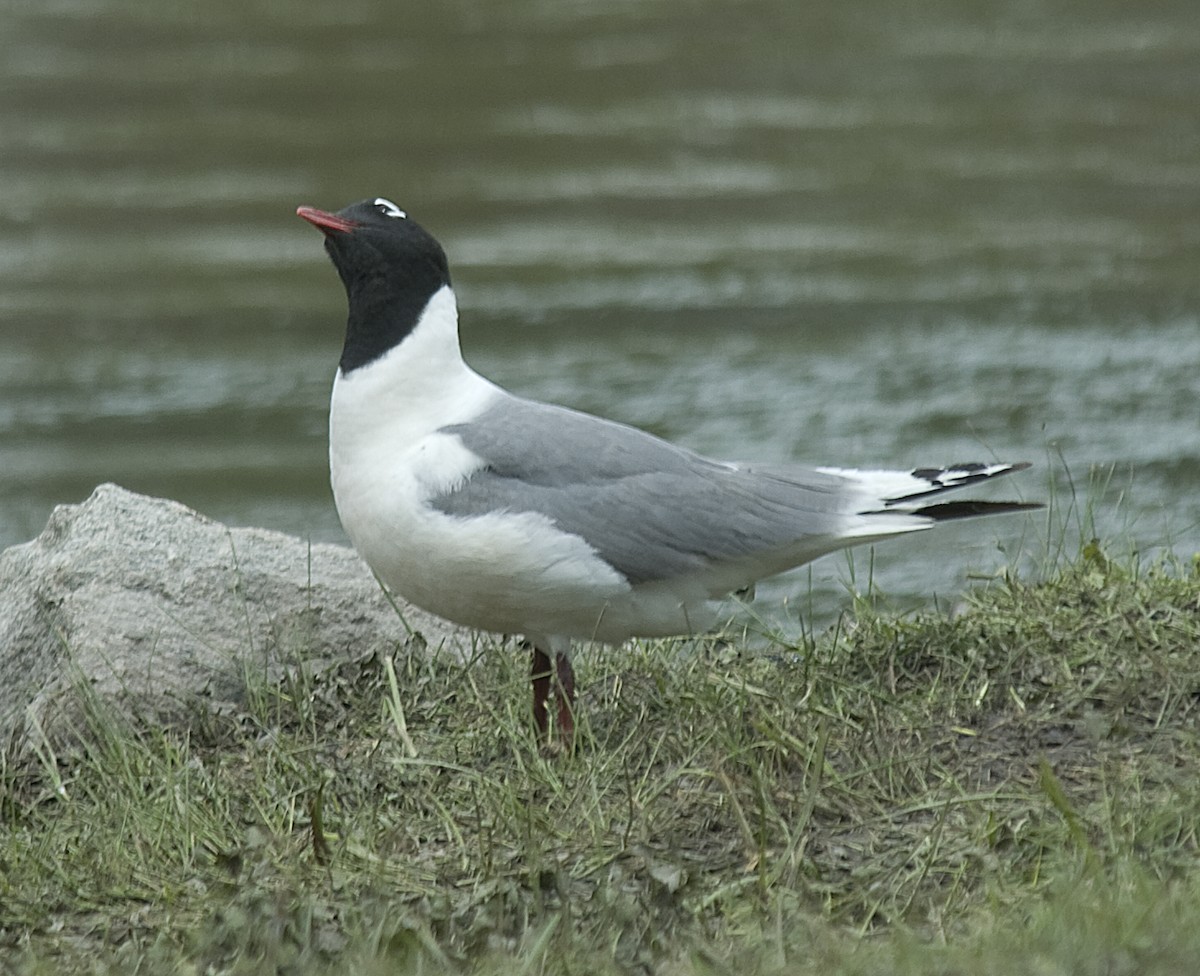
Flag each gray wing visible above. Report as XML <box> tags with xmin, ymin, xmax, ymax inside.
<box><xmin>433</xmin><ymin>396</ymin><xmax>852</xmax><ymax>585</ymax></box>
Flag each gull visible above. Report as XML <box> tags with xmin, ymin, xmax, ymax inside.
<box><xmin>297</xmin><ymin>196</ymin><xmax>1039</xmax><ymax>745</ymax></box>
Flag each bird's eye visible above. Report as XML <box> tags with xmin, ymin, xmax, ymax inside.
<box><xmin>374</xmin><ymin>198</ymin><xmax>406</xmax><ymax>218</ymax></box>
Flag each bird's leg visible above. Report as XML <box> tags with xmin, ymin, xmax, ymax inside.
<box><xmin>528</xmin><ymin>637</ymin><xmax>577</xmax><ymax>751</ymax></box>
<box><xmin>530</xmin><ymin>644</ymin><xmax>553</xmax><ymax>740</ymax></box>
<box><xmin>555</xmin><ymin>652</ymin><xmax>576</xmax><ymax>745</ymax></box>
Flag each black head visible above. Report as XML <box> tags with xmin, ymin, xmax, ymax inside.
<box><xmin>297</xmin><ymin>197</ymin><xmax>452</xmax><ymax>373</ymax></box>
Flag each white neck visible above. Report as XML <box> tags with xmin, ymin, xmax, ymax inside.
<box><xmin>329</xmin><ymin>285</ymin><xmax>498</xmax><ymax>460</ymax></box>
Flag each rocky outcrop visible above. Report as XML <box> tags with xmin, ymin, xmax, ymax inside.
<box><xmin>0</xmin><ymin>484</ymin><xmax>470</xmax><ymax>748</ymax></box>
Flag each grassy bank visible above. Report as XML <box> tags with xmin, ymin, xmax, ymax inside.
<box><xmin>2</xmin><ymin>542</ymin><xmax>1198</xmax><ymax>974</ymax></box>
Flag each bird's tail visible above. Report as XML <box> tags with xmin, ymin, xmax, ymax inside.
<box><xmin>818</xmin><ymin>461</ymin><xmax>1043</xmax><ymax>522</ymax></box>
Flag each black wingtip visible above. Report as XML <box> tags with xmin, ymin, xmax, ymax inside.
<box><xmin>912</xmin><ymin>499</ymin><xmax>1044</xmax><ymax>522</ymax></box>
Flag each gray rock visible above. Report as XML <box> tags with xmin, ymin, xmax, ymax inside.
<box><xmin>0</xmin><ymin>484</ymin><xmax>471</xmax><ymax>748</ymax></box>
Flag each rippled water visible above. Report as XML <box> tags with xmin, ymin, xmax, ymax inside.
<box><xmin>2</xmin><ymin>0</ymin><xmax>1198</xmax><ymax>623</ymax></box>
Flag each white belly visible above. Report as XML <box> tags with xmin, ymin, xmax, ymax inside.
<box><xmin>331</xmin><ymin>431</ymin><xmax>728</xmax><ymax>642</ymax></box>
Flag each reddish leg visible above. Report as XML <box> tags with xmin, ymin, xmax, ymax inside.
<box><xmin>531</xmin><ymin>645</ymin><xmax>553</xmax><ymax>739</ymax></box>
<box><xmin>529</xmin><ymin>642</ymin><xmax>577</xmax><ymax>750</ymax></box>
<box><xmin>555</xmin><ymin>653</ymin><xmax>576</xmax><ymax>744</ymax></box>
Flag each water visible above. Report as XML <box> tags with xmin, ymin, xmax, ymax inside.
<box><xmin>2</xmin><ymin>0</ymin><xmax>1198</xmax><ymax>625</ymax></box>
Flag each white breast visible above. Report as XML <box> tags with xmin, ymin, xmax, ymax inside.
<box><xmin>328</xmin><ymin>285</ymin><xmax>637</xmax><ymax>640</ymax></box>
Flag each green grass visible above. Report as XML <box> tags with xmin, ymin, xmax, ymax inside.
<box><xmin>2</xmin><ymin>541</ymin><xmax>1198</xmax><ymax>974</ymax></box>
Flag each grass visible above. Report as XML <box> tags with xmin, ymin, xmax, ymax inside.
<box><xmin>1</xmin><ymin>538</ymin><xmax>1199</xmax><ymax>974</ymax></box>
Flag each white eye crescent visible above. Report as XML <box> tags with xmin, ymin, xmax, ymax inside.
<box><xmin>374</xmin><ymin>198</ymin><xmax>406</xmax><ymax>218</ymax></box>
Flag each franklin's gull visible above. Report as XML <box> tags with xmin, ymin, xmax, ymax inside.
<box><xmin>297</xmin><ymin>197</ymin><xmax>1039</xmax><ymax>745</ymax></box>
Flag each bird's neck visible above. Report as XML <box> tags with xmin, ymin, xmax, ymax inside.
<box><xmin>339</xmin><ymin>270</ymin><xmax>453</xmax><ymax>373</ymax></box>
<box><xmin>330</xmin><ymin>285</ymin><xmax>496</xmax><ymax>455</ymax></box>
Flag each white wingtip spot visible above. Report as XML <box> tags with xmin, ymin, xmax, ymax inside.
<box><xmin>374</xmin><ymin>197</ymin><xmax>407</xmax><ymax>218</ymax></box>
